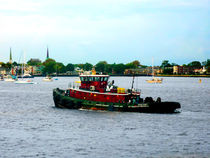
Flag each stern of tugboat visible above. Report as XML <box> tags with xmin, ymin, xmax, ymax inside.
<box><xmin>148</xmin><ymin>101</ymin><xmax>181</xmax><ymax>113</ymax></box>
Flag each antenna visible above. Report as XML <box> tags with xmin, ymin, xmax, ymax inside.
<box><xmin>131</xmin><ymin>74</ymin><xmax>135</xmax><ymax>90</ymax></box>
<box><xmin>152</xmin><ymin>57</ymin><xmax>154</xmax><ymax>77</ymax></box>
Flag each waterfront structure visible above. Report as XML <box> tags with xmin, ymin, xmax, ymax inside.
<box><xmin>173</xmin><ymin>66</ymin><xmax>206</xmax><ymax>75</ymax></box>
<box><xmin>124</xmin><ymin>67</ymin><xmax>163</xmax><ymax>75</ymax></box>
<box><xmin>193</xmin><ymin>67</ymin><xmax>206</xmax><ymax>74</ymax></box>
<box><xmin>0</xmin><ymin>67</ymin><xmax>7</xmax><ymax>75</ymax></box>
<box><xmin>124</xmin><ymin>68</ymin><xmax>147</xmax><ymax>75</ymax></box>
<box><xmin>173</xmin><ymin>66</ymin><xmax>192</xmax><ymax>74</ymax></box>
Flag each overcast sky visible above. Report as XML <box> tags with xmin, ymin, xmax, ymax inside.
<box><xmin>0</xmin><ymin>0</ymin><xmax>209</xmax><ymax>65</ymax></box>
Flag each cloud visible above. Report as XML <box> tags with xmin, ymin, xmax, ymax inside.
<box><xmin>0</xmin><ymin>0</ymin><xmax>209</xmax><ymax>64</ymax></box>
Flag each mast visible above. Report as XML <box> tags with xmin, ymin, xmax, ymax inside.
<box><xmin>9</xmin><ymin>47</ymin><xmax>12</xmax><ymax>64</ymax></box>
<box><xmin>23</xmin><ymin>52</ymin><xmax>25</xmax><ymax>77</ymax></box>
<box><xmin>131</xmin><ymin>74</ymin><xmax>135</xmax><ymax>90</ymax></box>
<box><xmin>21</xmin><ymin>63</ymin><xmax>23</xmax><ymax>78</ymax></box>
<box><xmin>152</xmin><ymin>57</ymin><xmax>154</xmax><ymax>77</ymax></box>
<box><xmin>47</xmin><ymin>47</ymin><xmax>49</xmax><ymax>59</ymax></box>
<box><xmin>9</xmin><ymin>47</ymin><xmax>14</xmax><ymax>75</ymax></box>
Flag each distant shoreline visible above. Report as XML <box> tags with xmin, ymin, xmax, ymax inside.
<box><xmin>33</xmin><ymin>74</ymin><xmax>210</xmax><ymax>78</ymax></box>
<box><xmin>156</xmin><ymin>74</ymin><xmax>210</xmax><ymax>78</ymax></box>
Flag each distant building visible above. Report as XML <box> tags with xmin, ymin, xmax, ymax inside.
<box><xmin>0</xmin><ymin>67</ymin><xmax>7</xmax><ymax>75</ymax></box>
<box><xmin>193</xmin><ymin>66</ymin><xmax>206</xmax><ymax>74</ymax></box>
<box><xmin>145</xmin><ymin>66</ymin><xmax>163</xmax><ymax>75</ymax></box>
<box><xmin>124</xmin><ymin>67</ymin><xmax>162</xmax><ymax>75</ymax></box>
<box><xmin>173</xmin><ymin>66</ymin><xmax>190</xmax><ymax>74</ymax></box>
<box><xmin>124</xmin><ymin>68</ymin><xmax>146</xmax><ymax>75</ymax></box>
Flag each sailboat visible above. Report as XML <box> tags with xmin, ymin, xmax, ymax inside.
<box><xmin>4</xmin><ymin>75</ymin><xmax>16</xmax><ymax>82</ymax></box>
<box><xmin>14</xmin><ymin>53</ymin><xmax>37</xmax><ymax>84</ymax></box>
<box><xmin>43</xmin><ymin>75</ymin><xmax>53</xmax><ymax>82</ymax></box>
<box><xmin>146</xmin><ymin>58</ymin><xmax>163</xmax><ymax>83</ymax></box>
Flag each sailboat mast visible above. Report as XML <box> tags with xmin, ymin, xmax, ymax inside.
<box><xmin>21</xmin><ymin>62</ymin><xmax>23</xmax><ymax>78</ymax></box>
<box><xmin>131</xmin><ymin>74</ymin><xmax>135</xmax><ymax>90</ymax></box>
<box><xmin>152</xmin><ymin>57</ymin><xmax>154</xmax><ymax>77</ymax></box>
<box><xmin>21</xmin><ymin>52</ymin><xmax>25</xmax><ymax>78</ymax></box>
<box><xmin>24</xmin><ymin>53</ymin><xmax>25</xmax><ymax>77</ymax></box>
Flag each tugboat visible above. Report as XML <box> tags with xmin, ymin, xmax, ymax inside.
<box><xmin>53</xmin><ymin>69</ymin><xmax>181</xmax><ymax>113</ymax></box>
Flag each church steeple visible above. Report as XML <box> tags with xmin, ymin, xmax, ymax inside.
<box><xmin>9</xmin><ymin>47</ymin><xmax>12</xmax><ymax>64</ymax></box>
<box><xmin>46</xmin><ymin>47</ymin><xmax>49</xmax><ymax>59</ymax></box>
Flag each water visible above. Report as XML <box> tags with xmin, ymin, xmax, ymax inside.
<box><xmin>0</xmin><ymin>77</ymin><xmax>209</xmax><ymax>158</ymax></box>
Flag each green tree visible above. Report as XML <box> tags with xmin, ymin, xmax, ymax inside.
<box><xmin>163</xmin><ymin>68</ymin><xmax>173</xmax><ymax>74</ymax></box>
<box><xmin>132</xmin><ymin>60</ymin><xmax>140</xmax><ymax>68</ymax></box>
<box><xmin>113</xmin><ymin>63</ymin><xmax>126</xmax><ymax>74</ymax></box>
<box><xmin>105</xmin><ymin>64</ymin><xmax>112</xmax><ymax>74</ymax></box>
<box><xmin>160</xmin><ymin>60</ymin><xmax>171</xmax><ymax>68</ymax></box>
<box><xmin>27</xmin><ymin>59</ymin><xmax>42</xmax><ymax>66</ymax></box>
<box><xmin>207</xmin><ymin>59</ymin><xmax>210</xmax><ymax>67</ymax></box>
<box><xmin>5</xmin><ymin>62</ymin><xmax>12</xmax><ymax>69</ymax></box>
<box><xmin>66</xmin><ymin>63</ymin><xmax>74</xmax><ymax>71</ymax></box>
<box><xmin>125</xmin><ymin>60</ymin><xmax>140</xmax><ymax>69</ymax></box>
<box><xmin>56</xmin><ymin>62</ymin><xmax>66</xmax><ymax>73</ymax></box>
<box><xmin>42</xmin><ymin>58</ymin><xmax>56</xmax><ymax>75</ymax></box>
<box><xmin>202</xmin><ymin>59</ymin><xmax>210</xmax><ymax>67</ymax></box>
<box><xmin>78</xmin><ymin>64</ymin><xmax>84</xmax><ymax>69</ymax></box>
<box><xmin>125</xmin><ymin>63</ymin><xmax>136</xmax><ymax>69</ymax></box>
<box><xmin>171</xmin><ymin>63</ymin><xmax>179</xmax><ymax>66</ymax></box>
<box><xmin>13</xmin><ymin>61</ymin><xmax>18</xmax><ymax>66</ymax></box>
<box><xmin>83</xmin><ymin>62</ymin><xmax>93</xmax><ymax>71</ymax></box>
<box><xmin>188</xmin><ymin>61</ymin><xmax>201</xmax><ymax>67</ymax></box>
<box><xmin>95</xmin><ymin>61</ymin><xmax>108</xmax><ymax>73</ymax></box>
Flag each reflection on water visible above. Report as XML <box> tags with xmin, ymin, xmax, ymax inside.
<box><xmin>0</xmin><ymin>77</ymin><xmax>209</xmax><ymax>157</ymax></box>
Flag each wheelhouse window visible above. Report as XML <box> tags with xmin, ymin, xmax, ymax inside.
<box><xmin>84</xmin><ymin>77</ymin><xmax>87</xmax><ymax>81</ymax></box>
<box><xmin>91</xmin><ymin>77</ymin><xmax>95</xmax><ymax>81</ymax></box>
<box><xmin>95</xmin><ymin>77</ymin><xmax>100</xmax><ymax>81</ymax></box>
<box><xmin>88</xmin><ymin>77</ymin><xmax>92</xmax><ymax>81</ymax></box>
<box><xmin>104</xmin><ymin>77</ymin><xmax>108</xmax><ymax>81</ymax></box>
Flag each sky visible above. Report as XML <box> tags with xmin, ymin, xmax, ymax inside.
<box><xmin>0</xmin><ymin>0</ymin><xmax>209</xmax><ymax>66</ymax></box>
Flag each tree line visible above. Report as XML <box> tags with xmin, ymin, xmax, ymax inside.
<box><xmin>41</xmin><ymin>59</ymin><xmax>141</xmax><ymax>75</ymax></box>
<box><xmin>0</xmin><ymin>59</ymin><xmax>209</xmax><ymax>75</ymax></box>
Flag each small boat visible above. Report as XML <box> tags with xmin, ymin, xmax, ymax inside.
<box><xmin>146</xmin><ymin>77</ymin><xmax>163</xmax><ymax>83</ymax></box>
<box><xmin>14</xmin><ymin>79</ymin><xmax>37</xmax><ymax>84</ymax></box>
<box><xmin>4</xmin><ymin>78</ymin><xmax>16</xmax><ymax>82</ymax></box>
<box><xmin>146</xmin><ymin>58</ymin><xmax>163</xmax><ymax>83</ymax></box>
<box><xmin>53</xmin><ymin>71</ymin><xmax>180</xmax><ymax>113</ymax></box>
<box><xmin>4</xmin><ymin>75</ymin><xmax>16</xmax><ymax>82</ymax></box>
<box><xmin>43</xmin><ymin>76</ymin><xmax>53</xmax><ymax>82</ymax></box>
<box><xmin>18</xmin><ymin>73</ymin><xmax>34</xmax><ymax>78</ymax></box>
<box><xmin>15</xmin><ymin>53</ymin><xmax>37</xmax><ymax>84</ymax></box>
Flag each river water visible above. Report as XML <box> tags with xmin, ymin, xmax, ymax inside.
<box><xmin>0</xmin><ymin>77</ymin><xmax>209</xmax><ymax>158</ymax></box>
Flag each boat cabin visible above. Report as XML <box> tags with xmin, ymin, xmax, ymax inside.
<box><xmin>79</xmin><ymin>75</ymin><xmax>109</xmax><ymax>92</ymax></box>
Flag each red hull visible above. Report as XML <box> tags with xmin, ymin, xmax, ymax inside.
<box><xmin>66</xmin><ymin>88</ymin><xmax>140</xmax><ymax>104</ymax></box>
